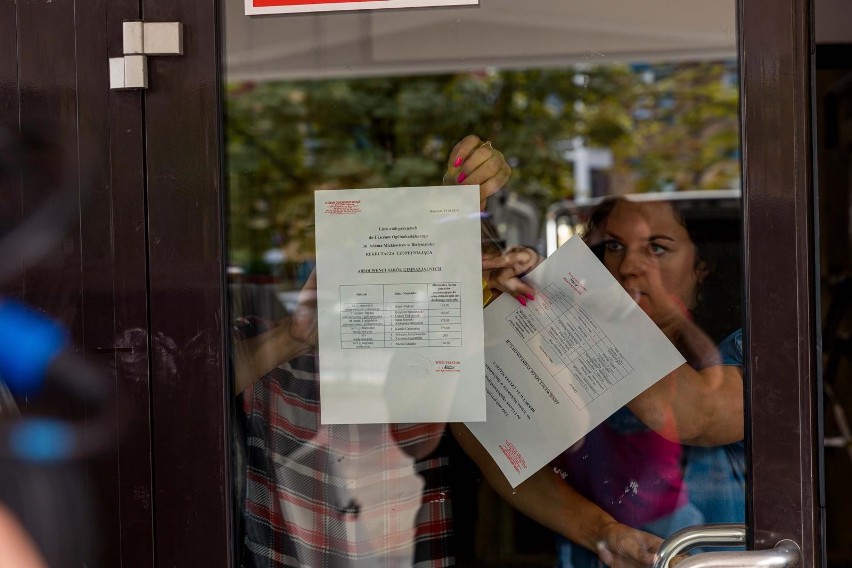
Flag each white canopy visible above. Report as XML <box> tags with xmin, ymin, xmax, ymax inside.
<box><xmin>225</xmin><ymin>0</ymin><xmax>737</xmax><ymax>82</ymax></box>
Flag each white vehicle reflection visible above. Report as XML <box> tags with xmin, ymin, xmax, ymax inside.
<box><xmin>545</xmin><ymin>189</ymin><xmax>742</xmax><ymax>256</ymax></box>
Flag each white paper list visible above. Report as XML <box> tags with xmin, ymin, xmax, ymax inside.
<box><xmin>314</xmin><ymin>185</ymin><xmax>485</xmax><ymax>424</ymax></box>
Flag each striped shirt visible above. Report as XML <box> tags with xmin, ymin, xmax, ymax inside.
<box><xmin>236</xmin><ymin>355</ymin><xmax>455</xmax><ymax>568</ymax></box>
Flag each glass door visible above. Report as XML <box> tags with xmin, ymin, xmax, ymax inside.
<box><xmin>224</xmin><ymin>3</ymin><xmax>749</xmax><ymax>567</ymax></box>
<box><xmin>138</xmin><ymin>0</ymin><xmax>819</xmax><ymax>565</ymax></box>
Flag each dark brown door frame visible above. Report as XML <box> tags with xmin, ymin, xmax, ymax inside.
<box><xmin>740</xmin><ymin>0</ymin><xmax>822</xmax><ymax>565</ymax></box>
<box><xmin>140</xmin><ymin>0</ymin><xmax>822</xmax><ymax>565</ymax></box>
<box><xmin>141</xmin><ymin>1</ymin><xmax>233</xmax><ymax>566</ymax></box>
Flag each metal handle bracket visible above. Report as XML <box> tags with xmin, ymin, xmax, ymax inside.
<box><xmin>653</xmin><ymin>524</ymin><xmax>801</xmax><ymax>568</ymax></box>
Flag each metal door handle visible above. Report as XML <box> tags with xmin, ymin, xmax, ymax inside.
<box><xmin>652</xmin><ymin>524</ymin><xmax>801</xmax><ymax>568</ymax></box>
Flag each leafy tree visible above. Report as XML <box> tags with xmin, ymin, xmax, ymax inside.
<box><xmin>225</xmin><ymin>61</ymin><xmax>740</xmax><ymax>277</ymax></box>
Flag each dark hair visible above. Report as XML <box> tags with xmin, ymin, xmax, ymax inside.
<box><xmin>582</xmin><ymin>196</ymin><xmax>742</xmax><ymax>343</ymax></box>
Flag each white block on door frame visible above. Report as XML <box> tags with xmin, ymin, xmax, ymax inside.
<box><xmin>124</xmin><ymin>55</ymin><xmax>148</xmax><ymax>89</ymax></box>
<box><xmin>123</xmin><ymin>21</ymin><xmax>145</xmax><ymax>54</ymax></box>
<box><xmin>109</xmin><ymin>57</ymin><xmax>127</xmax><ymax>89</ymax></box>
<box><xmin>143</xmin><ymin>22</ymin><xmax>184</xmax><ymax>56</ymax></box>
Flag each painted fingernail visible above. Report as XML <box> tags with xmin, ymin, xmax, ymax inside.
<box><xmin>517</xmin><ymin>295</ymin><xmax>527</xmax><ymax>306</ymax></box>
<box><xmin>457</xmin><ymin>172</ymin><xmax>467</xmax><ymax>183</ymax></box>
<box><xmin>525</xmin><ymin>293</ymin><xmax>535</xmax><ymax>301</ymax></box>
<box><xmin>453</xmin><ymin>156</ymin><xmax>463</xmax><ymax>168</ymax></box>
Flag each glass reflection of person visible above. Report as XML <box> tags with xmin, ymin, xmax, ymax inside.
<box><xmin>602</xmin><ymin>199</ymin><xmax>746</xmax><ymax>531</ymax></box>
<box><xmin>586</xmin><ymin>199</ymin><xmax>743</xmax><ymax>446</ymax></box>
<box><xmin>229</xmin><ymin>137</ymin><xmax>512</xmax><ymax>568</ymax></box>
<box><xmin>553</xmin><ymin>198</ymin><xmax>744</xmax><ymax>568</ymax></box>
<box><xmin>456</xmin><ymin>189</ymin><xmax>745</xmax><ymax>567</ymax></box>
<box><xmin>230</xmin><ymin>136</ymin><xmax>672</xmax><ymax>567</ymax></box>
<box><xmin>448</xmin><ymin>137</ymin><xmax>675</xmax><ymax>568</ymax></box>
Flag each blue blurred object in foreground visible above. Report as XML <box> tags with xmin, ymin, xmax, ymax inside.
<box><xmin>0</xmin><ymin>300</ymin><xmax>68</xmax><ymax>396</ymax></box>
<box><xmin>9</xmin><ymin>419</ymin><xmax>76</xmax><ymax>463</ymax></box>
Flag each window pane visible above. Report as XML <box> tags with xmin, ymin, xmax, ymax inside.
<box><xmin>224</xmin><ymin>2</ymin><xmax>743</xmax><ymax>566</ymax></box>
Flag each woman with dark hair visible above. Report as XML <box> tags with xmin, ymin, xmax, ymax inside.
<box><xmin>555</xmin><ymin>197</ymin><xmax>744</xmax><ymax>567</ymax></box>
<box><xmin>458</xmin><ymin>193</ymin><xmax>745</xmax><ymax>568</ymax></box>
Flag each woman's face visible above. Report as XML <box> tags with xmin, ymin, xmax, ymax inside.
<box><xmin>600</xmin><ymin>200</ymin><xmax>705</xmax><ymax>310</ymax></box>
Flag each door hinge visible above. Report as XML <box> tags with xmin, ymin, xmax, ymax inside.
<box><xmin>110</xmin><ymin>21</ymin><xmax>183</xmax><ymax>90</ymax></box>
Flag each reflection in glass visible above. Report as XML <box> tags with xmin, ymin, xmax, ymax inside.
<box><xmin>224</xmin><ymin>3</ymin><xmax>743</xmax><ymax>566</ymax></box>
<box><xmin>550</xmin><ymin>197</ymin><xmax>745</xmax><ymax>567</ymax></box>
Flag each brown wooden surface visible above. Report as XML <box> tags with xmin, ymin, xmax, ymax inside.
<box><xmin>0</xmin><ymin>1</ymin><xmax>155</xmax><ymax>566</ymax></box>
<box><xmin>0</xmin><ymin>0</ymin><xmax>22</xmax><ymax>298</ymax></box>
<box><xmin>141</xmin><ymin>1</ymin><xmax>233</xmax><ymax>566</ymax></box>
<box><xmin>15</xmin><ymin>0</ymin><xmax>85</xmax><ymax>420</ymax></box>
<box><xmin>101</xmin><ymin>1</ymin><xmax>157</xmax><ymax>566</ymax></box>
<box><xmin>9</xmin><ymin>2</ymin><xmax>97</xmax><ymax>564</ymax></box>
<box><xmin>75</xmin><ymin>1</ymin><xmax>123</xmax><ymax>563</ymax></box>
<box><xmin>740</xmin><ymin>0</ymin><xmax>822</xmax><ymax>562</ymax></box>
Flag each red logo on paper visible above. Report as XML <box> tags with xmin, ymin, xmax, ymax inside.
<box><xmin>324</xmin><ymin>200</ymin><xmax>361</xmax><ymax>215</ymax></box>
<box><xmin>434</xmin><ymin>360</ymin><xmax>460</xmax><ymax>373</ymax></box>
<box><xmin>563</xmin><ymin>272</ymin><xmax>587</xmax><ymax>295</ymax></box>
<box><xmin>498</xmin><ymin>440</ymin><xmax>528</xmax><ymax>473</ymax></box>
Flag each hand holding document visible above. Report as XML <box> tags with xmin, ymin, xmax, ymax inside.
<box><xmin>314</xmin><ymin>186</ymin><xmax>485</xmax><ymax>424</ymax></box>
<box><xmin>466</xmin><ymin>236</ymin><xmax>686</xmax><ymax>487</ymax></box>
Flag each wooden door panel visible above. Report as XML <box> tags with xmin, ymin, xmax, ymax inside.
<box><xmin>0</xmin><ymin>1</ymin><xmax>154</xmax><ymax>566</ymax></box>
<box><xmin>141</xmin><ymin>1</ymin><xmax>232</xmax><ymax>566</ymax></box>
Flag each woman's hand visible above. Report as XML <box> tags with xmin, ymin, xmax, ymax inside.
<box><xmin>288</xmin><ymin>269</ymin><xmax>318</xmax><ymax>350</ymax></box>
<box><xmin>444</xmin><ymin>135</ymin><xmax>534</xmax><ymax>303</ymax></box>
<box><xmin>482</xmin><ymin>245</ymin><xmax>541</xmax><ymax>304</ymax></box>
<box><xmin>596</xmin><ymin>522</ymin><xmax>661</xmax><ymax>568</ymax></box>
<box><xmin>232</xmin><ymin>270</ymin><xmax>319</xmax><ymax>394</ymax></box>
<box><xmin>445</xmin><ymin>134</ymin><xmax>511</xmax><ymax>210</ymax></box>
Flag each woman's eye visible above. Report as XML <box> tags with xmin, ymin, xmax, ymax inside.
<box><xmin>649</xmin><ymin>243</ymin><xmax>668</xmax><ymax>256</ymax></box>
<box><xmin>604</xmin><ymin>240</ymin><xmax>624</xmax><ymax>252</ymax></box>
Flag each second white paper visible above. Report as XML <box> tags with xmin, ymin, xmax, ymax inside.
<box><xmin>466</xmin><ymin>236</ymin><xmax>686</xmax><ymax>487</ymax></box>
